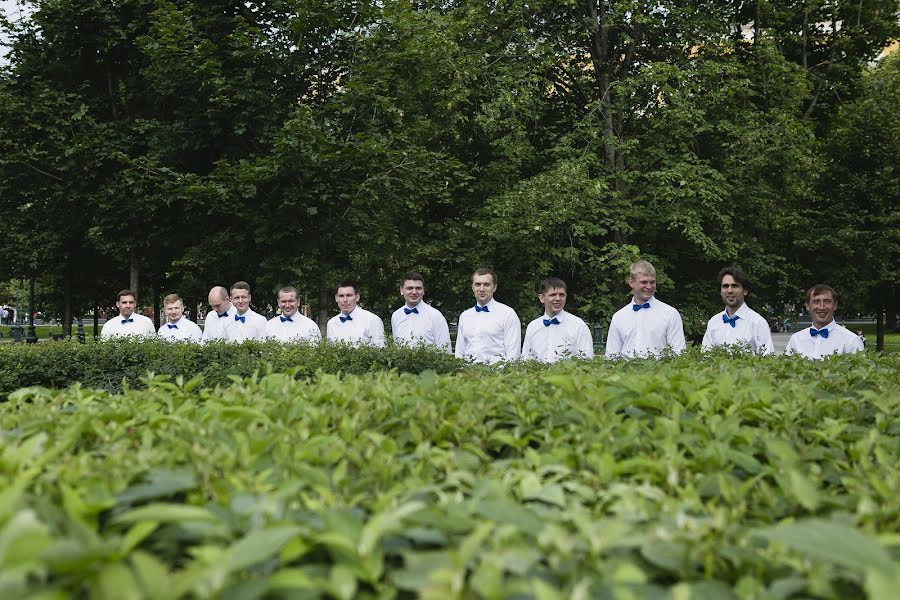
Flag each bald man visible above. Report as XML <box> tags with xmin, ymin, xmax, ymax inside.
<box><xmin>202</xmin><ymin>286</ymin><xmax>237</xmax><ymax>342</ymax></box>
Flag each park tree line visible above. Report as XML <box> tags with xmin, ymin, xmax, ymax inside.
<box><xmin>1</xmin><ymin>0</ymin><xmax>897</xmax><ymax>346</ymax></box>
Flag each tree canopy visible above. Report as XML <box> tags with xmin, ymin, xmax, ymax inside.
<box><xmin>1</xmin><ymin>0</ymin><xmax>897</xmax><ymax>340</ymax></box>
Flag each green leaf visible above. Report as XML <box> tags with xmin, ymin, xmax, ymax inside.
<box><xmin>757</xmin><ymin>519</ymin><xmax>897</xmax><ymax>575</ymax></box>
<box><xmin>225</xmin><ymin>526</ymin><xmax>302</xmax><ymax>571</ymax></box>
<box><xmin>95</xmin><ymin>562</ymin><xmax>141</xmax><ymax>600</ymax></box>
<box><xmin>112</xmin><ymin>503</ymin><xmax>219</xmax><ymax>525</ymax></box>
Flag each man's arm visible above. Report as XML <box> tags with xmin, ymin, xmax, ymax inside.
<box><xmin>503</xmin><ymin>311</ymin><xmax>522</xmax><ymax>360</ymax></box>
<box><xmin>454</xmin><ymin>315</ymin><xmax>467</xmax><ymax>359</ymax></box>
<box><xmin>667</xmin><ymin>310</ymin><xmax>687</xmax><ymax>354</ymax></box>
<box><xmin>370</xmin><ymin>315</ymin><xmax>387</xmax><ymax>348</ymax></box>
<box><xmin>574</xmin><ymin>320</ymin><xmax>594</xmax><ymax>359</ymax></box>
<box><xmin>605</xmin><ymin>315</ymin><xmax>622</xmax><ymax>357</ymax></box>
<box><xmin>755</xmin><ymin>318</ymin><xmax>775</xmax><ymax>355</ymax></box>
<box><xmin>434</xmin><ymin>312</ymin><xmax>452</xmax><ymax>353</ymax></box>
<box><xmin>700</xmin><ymin>319</ymin><xmax>714</xmax><ymax>351</ymax></box>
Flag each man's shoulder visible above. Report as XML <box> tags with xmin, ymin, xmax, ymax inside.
<box><xmin>525</xmin><ymin>315</ymin><xmax>546</xmax><ymax>332</ymax></box>
<box><xmin>133</xmin><ymin>314</ymin><xmax>154</xmax><ymax>325</ymax></box>
<box><xmin>491</xmin><ymin>301</ymin><xmax>519</xmax><ymax>319</ymax></box>
<box><xmin>652</xmin><ymin>298</ymin><xmax>680</xmax><ymax>314</ymax></box>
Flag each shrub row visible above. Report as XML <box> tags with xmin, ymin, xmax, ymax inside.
<box><xmin>0</xmin><ymin>353</ymin><xmax>898</xmax><ymax>598</ymax></box>
<box><xmin>0</xmin><ymin>338</ymin><xmax>466</xmax><ymax>394</ymax></box>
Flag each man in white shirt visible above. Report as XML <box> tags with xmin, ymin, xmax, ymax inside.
<box><xmin>264</xmin><ymin>285</ymin><xmax>321</xmax><ymax>343</ymax></box>
<box><xmin>785</xmin><ymin>284</ymin><xmax>863</xmax><ymax>359</ymax></box>
<box><xmin>391</xmin><ymin>272</ymin><xmax>452</xmax><ymax>352</ymax></box>
<box><xmin>522</xmin><ymin>277</ymin><xmax>594</xmax><ymax>362</ymax></box>
<box><xmin>100</xmin><ymin>289</ymin><xmax>156</xmax><ymax>339</ymax></box>
<box><xmin>157</xmin><ymin>293</ymin><xmax>202</xmax><ymax>342</ymax></box>
<box><xmin>701</xmin><ymin>267</ymin><xmax>774</xmax><ymax>354</ymax></box>
<box><xmin>605</xmin><ymin>260</ymin><xmax>686</xmax><ymax>358</ymax></box>
<box><xmin>326</xmin><ymin>282</ymin><xmax>386</xmax><ymax>347</ymax></box>
<box><xmin>228</xmin><ymin>281</ymin><xmax>267</xmax><ymax>342</ymax></box>
<box><xmin>455</xmin><ymin>268</ymin><xmax>521</xmax><ymax>364</ymax></box>
<box><xmin>202</xmin><ymin>286</ymin><xmax>236</xmax><ymax>342</ymax></box>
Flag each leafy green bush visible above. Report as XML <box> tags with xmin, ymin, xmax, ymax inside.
<box><xmin>0</xmin><ymin>352</ymin><xmax>898</xmax><ymax>598</ymax></box>
<box><xmin>0</xmin><ymin>338</ymin><xmax>465</xmax><ymax>394</ymax></box>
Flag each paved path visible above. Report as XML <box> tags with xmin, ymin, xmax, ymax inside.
<box><xmin>772</xmin><ymin>332</ymin><xmax>791</xmax><ymax>355</ymax></box>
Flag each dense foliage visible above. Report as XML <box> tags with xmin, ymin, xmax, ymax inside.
<box><xmin>0</xmin><ymin>352</ymin><xmax>898</xmax><ymax>598</ymax></box>
<box><xmin>0</xmin><ymin>1</ymin><xmax>897</xmax><ymax>339</ymax></box>
<box><xmin>0</xmin><ymin>338</ymin><xmax>465</xmax><ymax>394</ymax></box>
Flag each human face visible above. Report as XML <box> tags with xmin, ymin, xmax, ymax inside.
<box><xmin>720</xmin><ymin>275</ymin><xmax>747</xmax><ymax>315</ymax></box>
<box><xmin>400</xmin><ymin>279</ymin><xmax>424</xmax><ymax>307</ymax></box>
<box><xmin>807</xmin><ymin>291</ymin><xmax>836</xmax><ymax>329</ymax></box>
<box><xmin>335</xmin><ymin>286</ymin><xmax>359</xmax><ymax>315</ymax></box>
<box><xmin>629</xmin><ymin>272</ymin><xmax>656</xmax><ymax>303</ymax></box>
<box><xmin>117</xmin><ymin>295</ymin><xmax>136</xmax><ymax>318</ymax></box>
<box><xmin>231</xmin><ymin>288</ymin><xmax>251</xmax><ymax>314</ymax></box>
<box><xmin>278</xmin><ymin>291</ymin><xmax>299</xmax><ymax>317</ymax></box>
<box><xmin>539</xmin><ymin>287</ymin><xmax>567</xmax><ymax>317</ymax></box>
<box><xmin>208</xmin><ymin>290</ymin><xmax>230</xmax><ymax>315</ymax></box>
<box><xmin>472</xmin><ymin>274</ymin><xmax>496</xmax><ymax>305</ymax></box>
<box><xmin>164</xmin><ymin>301</ymin><xmax>184</xmax><ymax>323</ymax></box>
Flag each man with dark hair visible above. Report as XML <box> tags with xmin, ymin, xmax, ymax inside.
<box><xmin>326</xmin><ymin>282</ymin><xmax>385</xmax><ymax>347</ymax></box>
<box><xmin>455</xmin><ymin>267</ymin><xmax>521</xmax><ymax>364</ymax></box>
<box><xmin>605</xmin><ymin>260</ymin><xmax>685</xmax><ymax>358</ymax></box>
<box><xmin>202</xmin><ymin>285</ymin><xmax>236</xmax><ymax>342</ymax></box>
<box><xmin>264</xmin><ymin>285</ymin><xmax>321</xmax><ymax>342</ymax></box>
<box><xmin>701</xmin><ymin>267</ymin><xmax>773</xmax><ymax>354</ymax></box>
<box><xmin>228</xmin><ymin>281</ymin><xmax>267</xmax><ymax>342</ymax></box>
<box><xmin>522</xmin><ymin>277</ymin><xmax>593</xmax><ymax>362</ymax></box>
<box><xmin>158</xmin><ymin>293</ymin><xmax>202</xmax><ymax>342</ymax></box>
<box><xmin>100</xmin><ymin>289</ymin><xmax>155</xmax><ymax>339</ymax></box>
<box><xmin>785</xmin><ymin>284</ymin><xmax>863</xmax><ymax>358</ymax></box>
<box><xmin>391</xmin><ymin>272</ymin><xmax>451</xmax><ymax>351</ymax></box>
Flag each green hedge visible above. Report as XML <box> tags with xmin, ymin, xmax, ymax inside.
<box><xmin>0</xmin><ymin>338</ymin><xmax>466</xmax><ymax>394</ymax></box>
<box><xmin>0</xmin><ymin>353</ymin><xmax>898</xmax><ymax>598</ymax></box>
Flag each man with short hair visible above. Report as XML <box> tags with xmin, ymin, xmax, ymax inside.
<box><xmin>701</xmin><ymin>267</ymin><xmax>774</xmax><ymax>354</ymax></box>
<box><xmin>264</xmin><ymin>286</ymin><xmax>321</xmax><ymax>342</ymax></box>
<box><xmin>202</xmin><ymin>286</ymin><xmax>236</xmax><ymax>342</ymax></box>
<box><xmin>522</xmin><ymin>277</ymin><xmax>594</xmax><ymax>362</ymax></box>
<box><xmin>391</xmin><ymin>272</ymin><xmax>451</xmax><ymax>352</ymax></box>
<box><xmin>100</xmin><ymin>289</ymin><xmax>156</xmax><ymax>339</ymax></box>
<box><xmin>785</xmin><ymin>284</ymin><xmax>863</xmax><ymax>358</ymax></box>
<box><xmin>455</xmin><ymin>268</ymin><xmax>521</xmax><ymax>364</ymax></box>
<box><xmin>158</xmin><ymin>293</ymin><xmax>202</xmax><ymax>342</ymax></box>
<box><xmin>605</xmin><ymin>260</ymin><xmax>686</xmax><ymax>358</ymax></box>
<box><xmin>326</xmin><ymin>282</ymin><xmax>386</xmax><ymax>347</ymax></box>
<box><xmin>228</xmin><ymin>281</ymin><xmax>267</xmax><ymax>342</ymax></box>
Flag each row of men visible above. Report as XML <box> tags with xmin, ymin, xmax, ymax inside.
<box><xmin>100</xmin><ymin>262</ymin><xmax>864</xmax><ymax>361</ymax></box>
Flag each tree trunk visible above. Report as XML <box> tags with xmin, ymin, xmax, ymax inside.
<box><xmin>153</xmin><ymin>280</ymin><xmax>161</xmax><ymax>329</ymax></box>
<box><xmin>94</xmin><ymin>299</ymin><xmax>100</xmax><ymax>338</ymax></box>
<box><xmin>317</xmin><ymin>232</ymin><xmax>329</xmax><ymax>335</ymax></box>
<box><xmin>130</xmin><ymin>251</ymin><xmax>139</xmax><ymax>296</ymax></box>
<box><xmin>62</xmin><ymin>262</ymin><xmax>73</xmax><ymax>336</ymax></box>
<box><xmin>875</xmin><ymin>304</ymin><xmax>884</xmax><ymax>352</ymax></box>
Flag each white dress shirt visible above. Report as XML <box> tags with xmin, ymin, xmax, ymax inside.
<box><xmin>264</xmin><ymin>312</ymin><xmax>321</xmax><ymax>343</ymax></box>
<box><xmin>158</xmin><ymin>316</ymin><xmax>202</xmax><ymax>342</ymax></box>
<box><xmin>455</xmin><ymin>298</ymin><xmax>521</xmax><ymax>364</ymax></box>
<box><xmin>785</xmin><ymin>320</ymin><xmax>864</xmax><ymax>359</ymax></box>
<box><xmin>391</xmin><ymin>301</ymin><xmax>452</xmax><ymax>352</ymax></box>
<box><xmin>326</xmin><ymin>307</ymin><xmax>386</xmax><ymax>347</ymax></box>
<box><xmin>522</xmin><ymin>310</ymin><xmax>594</xmax><ymax>363</ymax></box>
<box><xmin>202</xmin><ymin>305</ymin><xmax>236</xmax><ymax>342</ymax></box>
<box><xmin>605</xmin><ymin>296</ymin><xmax>686</xmax><ymax>358</ymax></box>
<box><xmin>701</xmin><ymin>303</ymin><xmax>774</xmax><ymax>355</ymax></box>
<box><xmin>227</xmin><ymin>308</ymin><xmax>267</xmax><ymax>343</ymax></box>
<box><xmin>100</xmin><ymin>313</ymin><xmax>156</xmax><ymax>339</ymax></box>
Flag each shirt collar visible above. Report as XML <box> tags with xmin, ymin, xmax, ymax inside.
<box><xmin>723</xmin><ymin>303</ymin><xmax>751</xmax><ymax>319</ymax></box>
<box><xmin>477</xmin><ymin>298</ymin><xmax>497</xmax><ymax>309</ymax></box>
<box><xmin>543</xmin><ymin>310</ymin><xmax>566</xmax><ymax>321</ymax></box>
<box><xmin>632</xmin><ymin>296</ymin><xmax>655</xmax><ymax>308</ymax></box>
<box><xmin>405</xmin><ymin>300</ymin><xmax>423</xmax><ymax>310</ymax></box>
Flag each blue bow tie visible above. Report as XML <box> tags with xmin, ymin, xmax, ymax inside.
<box><xmin>632</xmin><ymin>302</ymin><xmax>651</xmax><ymax>312</ymax></box>
<box><xmin>121</xmin><ymin>318</ymin><xmax>134</xmax><ymax>324</ymax></box>
<box><xmin>340</xmin><ymin>315</ymin><xmax>353</xmax><ymax>323</ymax></box>
<box><xmin>543</xmin><ymin>317</ymin><xmax>560</xmax><ymax>327</ymax></box>
<box><xmin>234</xmin><ymin>314</ymin><xmax>246</xmax><ymax>323</ymax></box>
<box><xmin>722</xmin><ymin>314</ymin><xmax>740</xmax><ymax>328</ymax></box>
<box><xmin>167</xmin><ymin>323</ymin><xmax>178</xmax><ymax>329</ymax></box>
<box><xmin>404</xmin><ymin>307</ymin><xmax>419</xmax><ymax>315</ymax></box>
<box><xmin>218</xmin><ymin>311</ymin><xmax>229</xmax><ymax>318</ymax></box>
<box><xmin>280</xmin><ymin>315</ymin><xmax>293</xmax><ymax>322</ymax></box>
<box><xmin>475</xmin><ymin>305</ymin><xmax>489</xmax><ymax>313</ymax></box>
<box><xmin>809</xmin><ymin>327</ymin><xmax>829</xmax><ymax>339</ymax></box>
